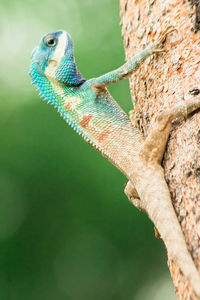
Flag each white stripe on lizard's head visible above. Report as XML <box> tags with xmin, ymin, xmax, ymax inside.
<box><xmin>45</xmin><ymin>31</ymin><xmax>67</xmax><ymax>79</ymax></box>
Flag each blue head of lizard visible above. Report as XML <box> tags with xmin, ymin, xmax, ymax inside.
<box><xmin>29</xmin><ymin>30</ymin><xmax>85</xmax><ymax>87</ymax></box>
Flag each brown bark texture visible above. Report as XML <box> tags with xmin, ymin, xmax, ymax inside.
<box><xmin>120</xmin><ymin>0</ymin><xmax>200</xmax><ymax>299</ymax></box>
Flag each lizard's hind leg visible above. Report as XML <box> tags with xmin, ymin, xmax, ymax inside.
<box><xmin>140</xmin><ymin>94</ymin><xmax>200</xmax><ymax>165</ymax></box>
<box><xmin>126</xmin><ymin>94</ymin><xmax>200</xmax><ymax>209</ymax></box>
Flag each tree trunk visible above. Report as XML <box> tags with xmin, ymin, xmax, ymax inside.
<box><xmin>120</xmin><ymin>1</ymin><xmax>200</xmax><ymax>299</ymax></box>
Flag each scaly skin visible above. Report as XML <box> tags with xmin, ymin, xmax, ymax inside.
<box><xmin>29</xmin><ymin>29</ymin><xmax>170</xmax><ymax>178</ymax></box>
<box><xmin>30</xmin><ymin>28</ymin><xmax>200</xmax><ymax>297</ymax></box>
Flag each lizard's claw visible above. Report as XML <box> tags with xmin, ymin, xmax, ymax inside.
<box><xmin>157</xmin><ymin>26</ymin><xmax>177</xmax><ymax>45</ymax></box>
<box><xmin>152</xmin><ymin>26</ymin><xmax>177</xmax><ymax>54</ymax></box>
<box><xmin>152</xmin><ymin>49</ymin><xmax>166</xmax><ymax>54</ymax></box>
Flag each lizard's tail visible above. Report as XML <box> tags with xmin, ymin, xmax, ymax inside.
<box><xmin>131</xmin><ymin>165</ymin><xmax>200</xmax><ymax>298</ymax></box>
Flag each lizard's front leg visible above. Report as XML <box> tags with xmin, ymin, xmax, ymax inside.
<box><xmin>125</xmin><ymin>93</ymin><xmax>200</xmax><ymax>298</ymax></box>
<box><xmin>92</xmin><ymin>27</ymin><xmax>175</xmax><ymax>87</ymax></box>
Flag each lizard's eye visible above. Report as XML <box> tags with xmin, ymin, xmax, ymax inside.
<box><xmin>44</xmin><ymin>35</ymin><xmax>57</xmax><ymax>47</ymax></box>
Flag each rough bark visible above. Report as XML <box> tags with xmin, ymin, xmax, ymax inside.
<box><xmin>120</xmin><ymin>1</ymin><xmax>200</xmax><ymax>299</ymax></box>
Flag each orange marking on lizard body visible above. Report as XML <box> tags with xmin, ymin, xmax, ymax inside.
<box><xmin>80</xmin><ymin>114</ymin><xmax>93</xmax><ymax>128</ymax></box>
<box><xmin>65</xmin><ymin>102</ymin><xmax>72</xmax><ymax>109</ymax></box>
<box><xmin>98</xmin><ymin>129</ymin><xmax>111</xmax><ymax>142</ymax></box>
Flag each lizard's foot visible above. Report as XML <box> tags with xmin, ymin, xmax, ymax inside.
<box><xmin>139</xmin><ymin>92</ymin><xmax>200</xmax><ymax>164</ymax></box>
<box><xmin>159</xmin><ymin>93</ymin><xmax>200</xmax><ymax>122</ymax></box>
<box><xmin>125</xmin><ymin>181</ymin><xmax>146</xmax><ymax>211</ymax></box>
<box><xmin>152</xmin><ymin>26</ymin><xmax>177</xmax><ymax>54</ymax></box>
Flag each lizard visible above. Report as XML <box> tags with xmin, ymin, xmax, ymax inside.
<box><xmin>29</xmin><ymin>28</ymin><xmax>200</xmax><ymax>297</ymax></box>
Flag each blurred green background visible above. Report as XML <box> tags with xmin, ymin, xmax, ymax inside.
<box><xmin>0</xmin><ymin>0</ymin><xmax>176</xmax><ymax>299</ymax></box>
